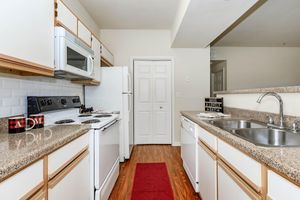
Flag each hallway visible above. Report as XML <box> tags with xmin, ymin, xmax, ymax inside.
<box><xmin>109</xmin><ymin>145</ymin><xmax>200</xmax><ymax>200</ymax></box>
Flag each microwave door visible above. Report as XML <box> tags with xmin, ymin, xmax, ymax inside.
<box><xmin>64</xmin><ymin>38</ymin><xmax>93</xmax><ymax>78</ymax></box>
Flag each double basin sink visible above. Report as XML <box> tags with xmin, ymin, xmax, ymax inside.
<box><xmin>208</xmin><ymin>119</ymin><xmax>300</xmax><ymax>147</ymax></box>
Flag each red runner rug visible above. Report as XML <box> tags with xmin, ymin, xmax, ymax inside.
<box><xmin>131</xmin><ymin>163</ymin><xmax>174</xmax><ymax>200</ymax></box>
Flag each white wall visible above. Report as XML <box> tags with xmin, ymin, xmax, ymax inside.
<box><xmin>211</xmin><ymin>47</ymin><xmax>300</xmax><ymax>90</ymax></box>
<box><xmin>218</xmin><ymin>93</ymin><xmax>300</xmax><ymax>117</ymax></box>
<box><xmin>0</xmin><ymin>74</ymin><xmax>82</xmax><ymax>118</ymax></box>
<box><xmin>62</xmin><ymin>0</ymin><xmax>100</xmax><ymax>38</ymax></box>
<box><xmin>100</xmin><ymin>29</ymin><xmax>210</xmax><ymax>144</ymax></box>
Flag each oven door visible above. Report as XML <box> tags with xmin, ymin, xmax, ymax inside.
<box><xmin>94</xmin><ymin>120</ymin><xmax>120</xmax><ymax>190</ymax></box>
<box><xmin>55</xmin><ymin>35</ymin><xmax>94</xmax><ymax>79</ymax></box>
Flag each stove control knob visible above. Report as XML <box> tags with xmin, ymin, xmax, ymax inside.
<box><xmin>40</xmin><ymin>100</ymin><xmax>46</xmax><ymax>106</ymax></box>
<box><xmin>47</xmin><ymin>99</ymin><xmax>52</xmax><ymax>105</ymax></box>
<box><xmin>61</xmin><ymin>99</ymin><xmax>67</xmax><ymax>105</ymax></box>
<box><xmin>72</xmin><ymin>98</ymin><xmax>80</xmax><ymax>103</ymax></box>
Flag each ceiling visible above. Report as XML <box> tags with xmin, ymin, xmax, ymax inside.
<box><xmin>171</xmin><ymin>0</ymin><xmax>259</xmax><ymax>48</ymax></box>
<box><xmin>78</xmin><ymin>0</ymin><xmax>180</xmax><ymax>29</ymax></box>
<box><xmin>214</xmin><ymin>0</ymin><xmax>300</xmax><ymax>47</ymax></box>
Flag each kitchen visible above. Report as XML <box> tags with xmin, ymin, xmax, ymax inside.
<box><xmin>0</xmin><ymin>0</ymin><xmax>299</xmax><ymax>200</ymax></box>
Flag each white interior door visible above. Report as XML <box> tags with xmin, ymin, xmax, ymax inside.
<box><xmin>134</xmin><ymin>60</ymin><xmax>172</xmax><ymax>144</ymax></box>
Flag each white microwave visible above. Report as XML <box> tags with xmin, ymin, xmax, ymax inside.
<box><xmin>54</xmin><ymin>27</ymin><xmax>94</xmax><ymax>79</ymax></box>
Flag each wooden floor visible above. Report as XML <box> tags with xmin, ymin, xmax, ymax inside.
<box><xmin>109</xmin><ymin>145</ymin><xmax>201</xmax><ymax>200</ymax></box>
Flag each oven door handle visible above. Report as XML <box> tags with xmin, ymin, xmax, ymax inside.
<box><xmin>88</xmin><ymin>55</ymin><xmax>94</xmax><ymax>76</ymax></box>
<box><xmin>98</xmin><ymin>119</ymin><xmax>119</xmax><ymax>132</ymax></box>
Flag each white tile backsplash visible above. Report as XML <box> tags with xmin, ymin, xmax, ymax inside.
<box><xmin>0</xmin><ymin>74</ymin><xmax>83</xmax><ymax>118</ymax></box>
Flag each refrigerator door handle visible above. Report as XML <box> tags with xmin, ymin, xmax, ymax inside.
<box><xmin>128</xmin><ymin>95</ymin><xmax>131</xmax><ymax>111</ymax></box>
<box><xmin>128</xmin><ymin>73</ymin><xmax>132</xmax><ymax>93</ymax></box>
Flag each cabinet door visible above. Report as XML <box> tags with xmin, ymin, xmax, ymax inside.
<box><xmin>218</xmin><ymin>139</ymin><xmax>262</xmax><ymax>192</ymax></box>
<box><xmin>78</xmin><ymin>21</ymin><xmax>92</xmax><ymax>46</ymax></box>
<box><xmin>48</xmin><ymin>151</ymin><xmax>90</xmax><ymax>200</ymax></box>
<box><xmin>91</xmin><ymin>35</ymin><xmax>101</xmax><ymax>82</ymax></box>
<box><xmin>0</xmin><ymin>160</ymin><xmax>43</xmax><ymax>200</ymax></box>
<box><xmin>218</xmin><ymin>161</ymin><xmax>260</xmax><ymax>200</ymax></box>
<box><xmin>0</xmin><ymin>0</ymin><xmax>54</xmax><ymax>68</ymax></box>
<box><xmin>101</xmin><ymin>44</ymin><xmax>114</xmax><ymax>65</ymax></box>
<box><xmin>268</xmin><ymin>170</ymin><xmax>300</xmax><ymax>200</ymax></box>
<box><xmin>198</xmin><ymin>142</ymin><xmax>217</xmax><ymax>200</ymax></box>
<box><xmin>56</xmin><ymin>0</ymin><xmax>77</xmax><ymax>35</ymax></box>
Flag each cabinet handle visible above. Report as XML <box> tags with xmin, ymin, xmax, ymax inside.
<box><xmin>48</xmin><ymin>149</ymin><xmax>89</xmax><ymax>189</ymax></box>
<box><xmin>20</xmin><ymin>182</ymin><xmax>44</xmax><ymax>200</ymax></box>
<box><xmin>48</xmin><ymin>146</ymin><xmax>88</xmax><ymax>180</ymax></box>
<box><xmin>198</xmin><ymin>140</ymin><xmax>216</xmax><ymax>160</ymax></box>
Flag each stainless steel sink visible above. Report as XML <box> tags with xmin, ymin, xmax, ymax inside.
<box><xmin>232</xmin><ymin>128</ymin><xmax>300</xmax><ymax>147</ymax></box>
<box><xmin>209</xmin><ymin>119</ymin><xmax>266</xmax><ymax>131</ymax></box>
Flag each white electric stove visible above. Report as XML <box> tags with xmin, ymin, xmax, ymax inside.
<box><xmin>27</xmin><ymin>96</ymin><xmax>120</xmax><ymax>200</ymax></box>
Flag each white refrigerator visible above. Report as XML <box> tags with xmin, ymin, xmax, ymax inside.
<box><xmin>85</xmin><ymin>66</ymin><xmax>133</xmax><ymax>162</ymax></box>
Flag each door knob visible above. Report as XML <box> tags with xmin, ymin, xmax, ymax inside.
<box><xmin>160</xmin><ymin>106</ymin><xmax>163</xmax><ymax>109</ymax></box>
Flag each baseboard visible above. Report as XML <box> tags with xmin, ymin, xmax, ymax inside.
<box><xmin>172</xmin><ymin>141</ymin><xmax>181</xmax><ymax>146</ymax></box>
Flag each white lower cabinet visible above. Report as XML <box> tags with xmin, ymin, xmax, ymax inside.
<box><xmin>218</xmin><ymin>161</ymin><xmax>259</xmax><ymax>200</ymax></box>
<box><xmin>197</xmin><ymin>142</ymin><xmax>217</xmax><ymax>200</ymax></box>
<box><xmin>268</xmin><ymin>170</ymin><xmax>300</xmax><ymax>200</ymax></box>
<box><xmin>0</xmin><ymin>160</ymin><xmax>43</xmax><ymax>200</ymax></box>
<box><xmin>48</xmin><ymin>151</ymin><xmax>90</xmax><ymax>200</ymax></box>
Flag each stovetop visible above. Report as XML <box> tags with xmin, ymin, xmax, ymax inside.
<box><xmin>27</xmin><ymin>96</ymin><xmax>119</xmax><ymax>129</ymax></box>
<box><xmin>46</xmin><ymin>109</ymin><xmax>119</xmax><ymax>129</ymax></box>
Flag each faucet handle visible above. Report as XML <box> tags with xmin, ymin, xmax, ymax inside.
<box><xmin>291</xmin><ymin>120</ymin><xmax>300</xmax><ymax>132</ymax></box>
<box><xmin>267</xmin><ymin>116</ymin><xmax>274</xmax><ymax>124</ymax></box>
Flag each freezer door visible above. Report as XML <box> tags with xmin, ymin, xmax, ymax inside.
<box><xmin>122</xmin><ymin>66</ymin><xmax>132</xmax><ymax>94</ymax></box>
<box><xmin>85</xmin><ymin>67</ymin><xmax>123</xmax><ymax>110</ymax></box>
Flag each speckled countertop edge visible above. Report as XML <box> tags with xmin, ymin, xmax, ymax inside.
<box><xmin>0</xmin><ymin>125</ymin><xmax>91</xmax><ymax>182</ymax></box>
<box><xmin>181</xmin><ymin>111</ymin><xmax>300</xmax><ymax>185</ymax></box>
<box><xmin>214</xmin><ymin>85</ymin><xmax>300</xmax><ymax>95</ymax></box>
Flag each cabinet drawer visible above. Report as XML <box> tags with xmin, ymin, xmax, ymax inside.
<box><xmin>0</xmin><ymin>160</ymin><xmax>43</xmax><ymax>200</ymax></box>
<box><xmin>78</xmin><ymin>21</ymin><xmax>91</xmax><ymax>46</ymax></box>
<box><xmin>48</xmin><ymin>133</ymin><xmax>89</xmax><ymax>179</ymax></box>
<box><xmin>56</xmin><ymin>0</ymin><xmax>77</xmax><ymax>35</ymax></box>
<box><xmin>198</xmin><ymin>126</ymin><xmax>217</xmax><ymax>151</ymax></box>
<box><xmin>268</xmin><ymin>170</ymin><xmax>300</xmax><ymax>200</ymax></box>
<box><xmin>218</xmin><ymin>139</ymin><xmax>262</xmax><ymax>192</ymax></box>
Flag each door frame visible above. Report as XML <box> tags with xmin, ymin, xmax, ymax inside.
<box><xmin>130</xmin><ymin>56</ymin><xmax>176</xmax><ymax>146</ymax></box>
<box><xmin>210</xmin><ymin>60</ymin><xmax>227</xmax><ymax>97</ymax></box>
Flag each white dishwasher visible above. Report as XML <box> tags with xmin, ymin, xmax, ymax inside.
<box><xmin>181</xmin><ymin>116</ymin><xmax>199</xmax><ymax>192</ymax></box>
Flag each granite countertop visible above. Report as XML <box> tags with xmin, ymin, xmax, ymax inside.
<box><xmin>0</xmin><ymin>125</ymin><xmax>90</xmax><ymax>182</ymax></box>
<box><xmin>181</xmin><ymin>111</ymin><xmax>300</xmax><ymax>185</ymax></box>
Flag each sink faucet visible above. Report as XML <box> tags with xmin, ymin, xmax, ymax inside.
<box><xmin>257</xmin><ymin>92</ymin><xmax>285</xmax><ymax>129</ymax></box>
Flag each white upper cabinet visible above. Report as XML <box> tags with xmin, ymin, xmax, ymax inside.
<box><xmin>56</xmin><ymin>0</ymin><xmax>77</xmax><ymax>35</ymax></box>
<box><xmin>101</xmin><ymin>44</ymin><xmax>114</xmax><ymax>66</ymax></box>
<box><xmin>78</xmin><ymin>21</ymin><xmax>92</xmax><ymax>47</ymax></box>
<box><xmin>0</xmin><ymin>0</ymin><xmax>54</xmax><ymax>69</ymax></box>
<box><xmin>91</xmin><ymin>35</ymin><xmax>102</xmax><ymax>82</ymax></box>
